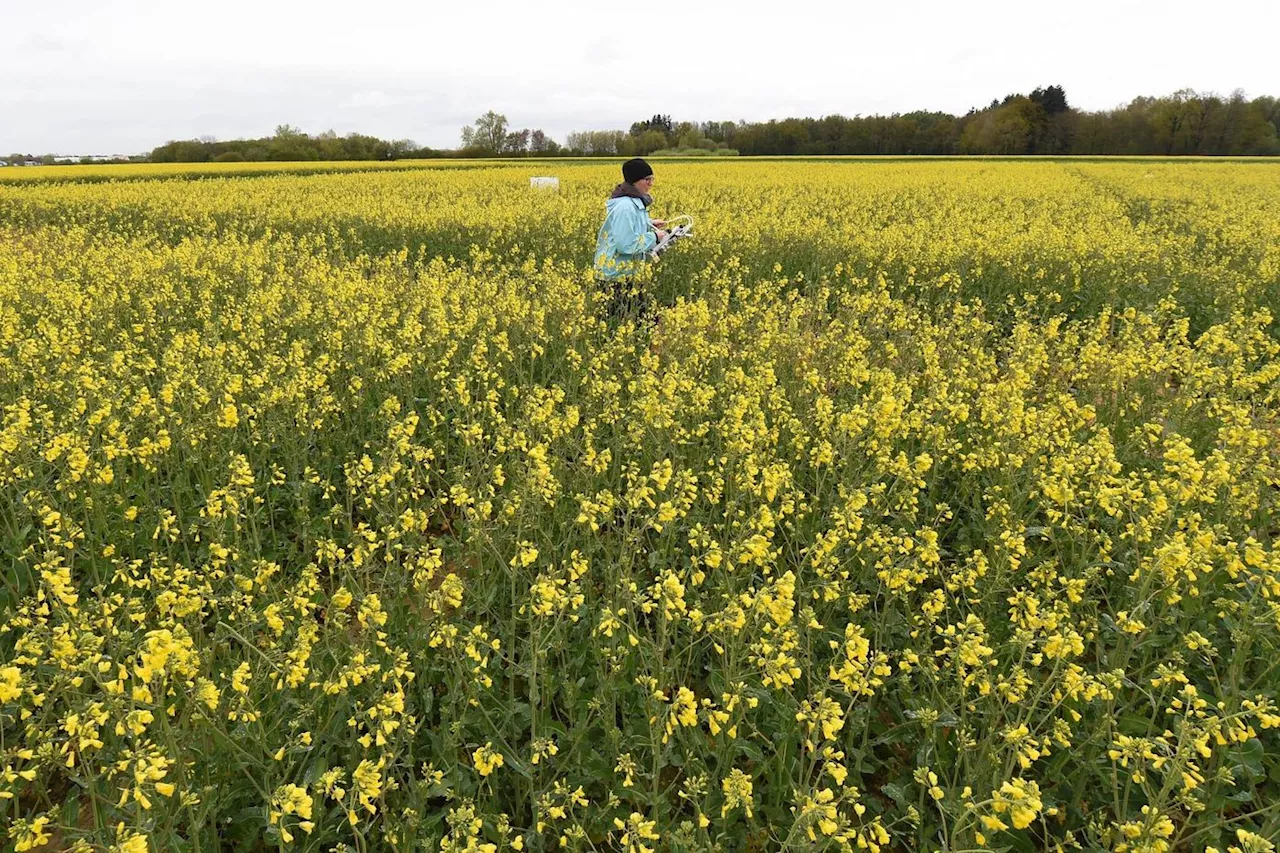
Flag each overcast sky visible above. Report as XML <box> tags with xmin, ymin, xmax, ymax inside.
<box><xmin>3</xmin><ymin>0</ymin><xmax>1277</xmax><ymax>155</ymax></box>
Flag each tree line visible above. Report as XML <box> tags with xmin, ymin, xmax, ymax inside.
<box><xmin>2</xmin><ymin>153</ymin><xmax>139</xmax><ymax>166</ymax></box>
<box><xmin>8</xmin><ymin>86</ymin><xmax>1274</xmax><ymax>167</ymax></box>
<box><xmin>147</xmin><ymin>125</ymin><xmax>432</xmax><ymax>163</ymax></box>
<box><xmin>719</xmin><ymin>87</ymin><xmax>1280</xmax><ymax>157</ymax></box>
<box><xmin>450</xmin><ymin>88</ymin><xmax>1279</xmax><ymax>157</ymax></box>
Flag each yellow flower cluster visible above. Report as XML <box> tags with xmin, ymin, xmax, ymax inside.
<box><xmin>0</xmin><ymin>158</ymin><xmax>1278</xmax><ymax>850</ymax></box>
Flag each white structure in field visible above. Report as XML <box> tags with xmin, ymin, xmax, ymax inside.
<box><xmin>529</xmin><ymin>176</ymin><xmax>559</xmax><ymax>190</ymax></box>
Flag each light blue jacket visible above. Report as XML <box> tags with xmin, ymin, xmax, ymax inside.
<box><xmin>594</xmin><ymin>195</ymin><xmax>657</xmax><ymax>280</ymax></box>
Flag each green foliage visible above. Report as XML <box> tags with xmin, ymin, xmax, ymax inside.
<box><xmin>461</xmin><ymin>111</ymin><xmax>511</xmax><ymax>153</ymax></box>
<box><xmin>629</xmin><ymin>114</ymin><xmax>673</xmax><ymax>138</ymax></box>
<box><xmin>648</xmin><ymin>147</ymin><xmax>740</xmax><ymax>157</ymax></box>
<box><xmin>721</xmin><ymin>87</ymin><xmax>1279</xmax><ymax>156</ymax></box>
<box><xmin>150</xmin><ymin>128</ymin><xmax>442</xmax><ymax>163</ymax></box>
<box><xmin>565</xmin><ymin>130</ymin><xmax>628</xmax><ymax>156</ymax></box>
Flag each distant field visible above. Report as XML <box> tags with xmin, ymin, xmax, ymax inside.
<box><xmin>1</xmin><ymin>160</ymin><xmax>1278</xmax><ymax>852</ymax></box>
<box><xmin>2</xmin><ymin>154</ymin><xmax>1279</xmax><ymax>183</ymax></box>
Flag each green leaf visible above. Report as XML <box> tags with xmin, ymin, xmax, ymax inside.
<box><xmin>880</xmin><ymin>781</ymin><xmax>908</xmax><ymax>807</ymax></box>
<box><xmin>1235</xmin><ymin>738</ymin><xmax>1265</xmax><ymax>779</ymax></box>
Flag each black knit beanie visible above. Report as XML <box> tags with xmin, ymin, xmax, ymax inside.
<box><xmin>622</xmin><ymin>158</ymin><xmax>654</xmax><ymax>184</ymax></box>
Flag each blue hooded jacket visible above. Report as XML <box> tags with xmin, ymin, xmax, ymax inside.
<box><xmin>594</xmin><ymin>187</ymin><xmax>657</xmax><ymax>280</ymax></box>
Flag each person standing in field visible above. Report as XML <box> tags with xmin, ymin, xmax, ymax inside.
<box><xmin>594</xmin><ymin>158</ymin><xmax>668</xmax><ymax>323</ymax></box>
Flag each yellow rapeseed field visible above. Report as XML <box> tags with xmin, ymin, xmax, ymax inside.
<box><xmin>1</xmin><ymin>160</ymin><xmax>1279</xmax><ymax>852</ymax></box>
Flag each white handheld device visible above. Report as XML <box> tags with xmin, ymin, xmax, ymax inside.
<box><xmin>651</xmin><ymin>214</ymin><xmax>694</xmax><ymax>261</ymax></box>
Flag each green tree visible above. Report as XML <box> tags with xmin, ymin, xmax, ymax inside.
<box><xmin>504</xmin><ymin>129</ymin><xmax>531</xmax><ymax>156</ymax></box>
<box><xmin>461</xmin><ymin>111</ymin><xmax>510</xmax><ymax>153</ymax></box>
<box><xmin>632</xmin><ymin>130</ymin><xmax>669</xmax><ymax>155</ymax></box>
<box><xmin>1030</xmin><ymin>85</ymin><xmax>1069</xmax><ymax>114</ymax></box>
<box><xmin>629</xmin><ymin>114</ymin><xmax>673</xmax><ymax>139</ymax></box>
<box><xmin>1152</xmin><ymin>89</ymin><xmax>1195</xmax><ymax>154</ymax></box>
<box><xmin>676</xmin><ymin>128</ymin><xmax>716</xmax><ymax>151</ymax></box>
<box><xmin>564</xmin><ymin>130</ymin><xmax>626</xmax><ymax>155</ymax></box>
<box><xmin>960</xmin><ymin>99</ymin><xmax>1036</xmax><ymax>154</ymax></box>
<box><xmin>266</xmin><ymin>125</ymin><xmax>318</xmax><ymax>161</ymax></box>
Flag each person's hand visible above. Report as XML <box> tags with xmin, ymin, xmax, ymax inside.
<box><xmin>656</xmin><ymin>229</ymin><xmax>669</xmax><ymax>242</ymax></box>
<box><xmin>650</xmin><ymin>219</ymin><xmax>667</xmax><ymax>229</ymax></box>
